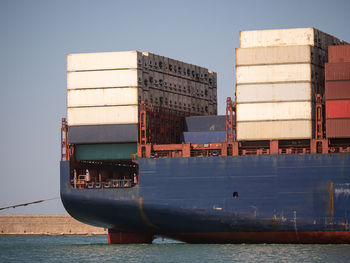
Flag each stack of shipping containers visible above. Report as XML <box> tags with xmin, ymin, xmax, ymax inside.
<box><xmin>67</xmin><ymin>51</ymin><xmax>217</xmax><ymax>160</ymax></box>
<box><xmin>326</xmin><ymin>45</ymin><xmax>350</xmax><ymax>138</ymax></box>
<box><xmin>235</xmin><ymin>28</ymin><xmax>344</xmax><ymax>141</ymax></box>
<box><xmin>67</xmin><ymin>51</ymin><xmax>140</xmax><ymax>160</ymax></box>
<box><xmin>139</xmin><ymin>52</ymin><xmax>217</xmax><ymax>116</ymax></box>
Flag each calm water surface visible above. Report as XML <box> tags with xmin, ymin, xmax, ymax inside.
<box><xmin>1</xmin><ymin>236</ymin><xmax>350</xmax><ymax>263</ymax></box>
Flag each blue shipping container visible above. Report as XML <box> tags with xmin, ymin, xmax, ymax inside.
<box><xmin>183</xmin><ymin>131</ymin><xmax>229</xmax><ymax>143</ymax></box>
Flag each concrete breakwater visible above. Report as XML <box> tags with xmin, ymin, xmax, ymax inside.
<box><xmin>0</xmin><ymin>214</ymin><xmax>107</xmax><ymax>235</ymax></box>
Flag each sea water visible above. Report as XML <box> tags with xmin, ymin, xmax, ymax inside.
<box><xmin>1</xmin><ymin>236</ymin><xmax>350</xmax><ymax>263</ymax></box>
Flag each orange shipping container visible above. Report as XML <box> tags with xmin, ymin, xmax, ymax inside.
<box><xmin>328</xmin><ymin>45</ymin><xmax>350</xmax><ymax>63</ymax></box>
<box><xmin>326</xmin><ymin>119</ymin><xmax>350</xmax><ymax>138</ymax></box>
<box><xmin>325</xmin><ymin>63</ymin><xmax>350</xmax><ymax>81</ymax></box>
<box><xmin>325</xmin><ymin>80</ymin><xmax>350</xmax><ymax>100</ymax></box>
<box><xmin>326</xmin><ymin>100</ymin><xmax>350</xmax><ymax>119</ymax></box>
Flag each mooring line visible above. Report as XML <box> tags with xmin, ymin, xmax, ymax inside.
<box><xmin>0</xmin><ymin>197</ymin><xmax>60</xmax><ymax>211</ymax></box>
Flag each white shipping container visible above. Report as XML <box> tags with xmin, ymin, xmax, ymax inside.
<box><xmin>67</xmin><ymin>51</ymin><xmax>140</xmax><ymax>72</ymax></box>
<box><xmin>236</xmin><ymin>64</ymin><xmax>311</xmax><ymax>84</ymax></box>
<box><xmin>236</xmin><ymin>46</ymin><xmax>328</xmax><ymax>67</ymax></box>
<box><xmin>240</xmin><ymin>28</ymin><xmax>315</xmax><ymax>48</ymax></box>
<box><xmin>240</xmin><ymin>28</ymin><xmax>345</xmax><ymax>51</ymax></box>
<box><xmin>236</xmin><ymin>120</ymin><xmax>313</xmax><ymax>140</ymax></box>
<box><xmin>236</xmin><ymin>46</ymin><xmax>311</xmax><ymax>66</ymax></box>
<box><xmin>67</xmin><ymin>87</ymin><xmax>138</xmax><ymax>107</ymax></box>
<box><xmin>67</xmin><ymin>69</ymin><xmax>138</xmax><ymax>90</ymax></box>
<box><xmin>67</xmin><ymin>105</ymin><xmax>138</xmax><ymax>126</ymax></box>
<box><xmin>236</xmin><ymin>82</ymin><xmax>313</xmax><ymax>103</ymax></box>
<box><xmin>236</xmin><ymin>101</ymin><xmax>312</xmax><ymax>121</ymax></box>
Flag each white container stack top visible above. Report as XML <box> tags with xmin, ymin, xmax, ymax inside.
<box><xmin>67</xmin><ymin>51</ymin><xmax>217</xmax><ymax>127</ymax></box>
<box><xmin>236</xmin><ymin>28</ymin><xmax>345</xmax><ymax>141</ymax></box>
<box><xmin>240</xmin><ymin>28</ymin><xmax>345</xmax><ymax>50</ymax></box>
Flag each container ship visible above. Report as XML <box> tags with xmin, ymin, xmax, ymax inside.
<box><xmin>60</xmin><ymin>28</ymin><xmax>350</xmax><ymax>244</ymax></box>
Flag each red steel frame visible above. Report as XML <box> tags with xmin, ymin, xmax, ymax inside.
<box><xmin>61</xmin><ymin>118</ymin><xmax>69</xmax><ymax>161</ymax></box>
<box><xmin>139</xmin><ymin>101</ymin><xmax>147</xmax><ymax>145</ymax></box>
<box><xmin>62</xmin><ymin>96</ymin><xmax>350</xmax><ymax>160</ymax></box>
<box><xmin>315</xmin><ymin>94</ymin><xmax>324</xmax><ymax>140</ymax></box>
<box><xmin>311</xmin><ymin>94</ymin><xmax>329</xmax><ymax>154</ymax></box>
<box><xmin>136</xmin><ymin>96</ymin><xmax>350</xmax><ymax>158</ymax></box>
<box><xmin>226</xmin><ymin>97</ymin><xmax>234</xmax><ymax>143</ymax></box>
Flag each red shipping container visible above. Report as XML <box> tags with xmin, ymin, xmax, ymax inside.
<box><xmin>329</xmin><ymin>45</ymin><xmax>350</xmax><ymax>63</ymax></box>
<box><xmin>325</xmin><ymin>80</ymin><xmax>350</xmax><ymax>100</ymax></box>
<box><xmin>326</xmin><ymin>100</ymin><xmax>350</xmax><ymax>119</ymax></box>
<box><xmin>326</xmin><ymin>119</ymin><xmax>350</xmax><ymax>138</ymax></box>
<box><xmin>325</xmin><ymin>63</ymin><xmax>350</xmax><ymax>81</ymax></box>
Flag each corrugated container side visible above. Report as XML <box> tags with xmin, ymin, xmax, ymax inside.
<box><xmin>326</xmin><ymin>119</ymin><xmax>350</xmax><ymax>138</ymax></box>
<box><xmin>236</xmin><ymin>46</ymin><xmax>327</xmax><ymax>67</ymax></box>
<box><xmin>236</xmin><ymin>64</ymin><xmax>312</xmax><ymax>84</ymax></box>
<box><xmin>67</xmin><ymin>51</ymin><xmax>139</xmax><ymax>71</ymax></box>
<box><xmin>67</xmin><ymin>105</ymin><xmax>138</xmax><ymax>126</ymax></box>
<box><xmin>240</xmin><ymin>28</ymin><xmax>315</xmax><ymax>48</ymax></box>
<box><xmin>326</xmin><ymin>100</ymin><xmax>350</xmax><ymax>119</ymax></box>
<box><xmin>328</xmin><ymin>45</ymin><xmax>350</xmax><ymax>63</ymax></box>
<box><xmin>325</xmin><ymin>63</ymin><xmax>350</xmax><ymax>81</ymax></box>
<box><xmin>68</xmin><ymin>124</ymin><xmax>138</xmax><ymax>144</ymax></box>
<box><xmin>236</xmin><ymin>101</ymin><xmax>312</xmax><ymax>121</ymax></box>
<box><xmin>325</xmin><ymin>81</ymin><xmax>350</xmax><ymax>100</ymax></box>
<box><xmin>67</xmin><ymin>87</ymin><xmax>138</xmax><ymax>107</ymax></box>
<box><xmin>236</xmin><ymin>46</ymin><xmax>311</xmax><ymax>66</ymax></box>
<box><xmin>67</xmin><ymin>69</ymin><xmax>138</xmax><ymax>89</ymax></box>
<box><xmin>236</xmin><ymin>82</ymin><xmax>312</xmax><ymax>103</ymax></box>
<box><xmin>236</xmin><ymin>120</ymin><xmax>313</xmax><ymax>140</ymax></box>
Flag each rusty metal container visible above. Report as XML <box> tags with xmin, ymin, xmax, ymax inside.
<box><xmin>326</xmin><ymin>100</ymin><xmax>350</xmax><ymax>119</ymax></box>
<box><xmin>326</xmin><ymin>119</ymin><xmax>350</xmax><ymax>138</ymax></box>
<box><xmin>325</xmin><ymin>63</ymin><xmax>350</xmax><ymax>81</ymax></box>
<box><xmin>328</xmin><ymin>45</ymin><xmax>350</xmax><ymax>63</ymax></box>
<box><xmin>325</xmin><ymin>81</ymin><xmax>350</xmax><ymax>100</ymax></box>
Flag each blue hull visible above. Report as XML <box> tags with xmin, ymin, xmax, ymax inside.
<box><xmin>60</xmin><ymin>153</ymin><xmax>350</xmax><ymax>243</ymax></box>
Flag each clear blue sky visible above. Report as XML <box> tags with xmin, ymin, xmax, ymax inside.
<box><xmin>0</xmin><ymin>0</ymin><xmax>349</xmax><ymax>214</ymax></box>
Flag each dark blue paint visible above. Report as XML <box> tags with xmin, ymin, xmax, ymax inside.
<box><xmin>68</xmin><ymin>124</ymin><xmax>138</xmax><ymax>144</ymax></box>
<box><xmin>183</xmin><ymin>131</ymin><xmax>228</xmax><ymax>143</ymax></box>
<box><xmin>60</xmin><ymin>153</ymin><xmax>350</xmax><ymax>235</ymax></box>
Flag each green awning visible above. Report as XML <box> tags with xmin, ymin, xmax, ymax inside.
<box><xmin>75</xmin><ymin>143</ymin><xmax>137</xmax><ymax>160</ymax></box>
